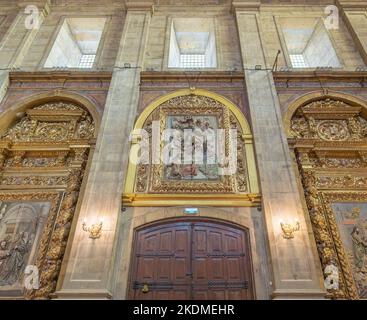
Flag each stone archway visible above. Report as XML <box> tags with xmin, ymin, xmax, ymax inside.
<box><xmin>123</xmin><ymin>88</ymin><xmax>259</xmax><ymax>206</ymax></box>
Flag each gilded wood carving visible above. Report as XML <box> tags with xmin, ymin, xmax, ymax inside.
<box><xmin>0</xmin><ymin>101</ymin><xmax>94</xmax><ymax>299</ymax></box>
<box><xmin>135</xmin><ymin>95</ymin><xmax>248</xmax><ymax>194</ymax></box>
<box><xmin>290</xmin><ymin>98</ymin><xmax>367</xmax><ymax>299</ymax></box>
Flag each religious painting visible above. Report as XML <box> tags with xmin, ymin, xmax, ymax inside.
<box><xmin>164</xmin><ymin>115</ymin><xmax>219</xmax><ymax>181</ymax></box>
<box><xmin>0</xmin><ymin>201</ymin><xmax>51</xmax><ymax>292</ymax></box>
<box><xmin>331</xmin><ymin>202</ymin><xmax>367</xmax><ymax>298</ymax></box>
<box><xmin>148</xmin><ymin>95</ymin><xmax>238</xmax><ymax>194</ymax></box>
<box><xmin>131</xmin><ymin>94</ymin><xmax>252</xmax><ymax>195</ymax></box>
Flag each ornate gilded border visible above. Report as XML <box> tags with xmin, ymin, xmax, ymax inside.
<box><xmin>0</xmin><ymin>100</ymin><xmax>93</xmax><ymax>299</ymax></box>
<box><xmin>123</xmin><ymin>89</ymin><xmax>260</xmax><ymax>206</ymax></box>
<box><xmin>321</xmin><ymin>191</ymin><xmax>367</xmax><ymax>299</ymax></box>
<box><xmin>150</xmin><ymin>102</ymin><xmax>236</xmax><ymax>193</ymax></box>
<box><xmin>0</xmin><ymin>191</ymin><xmax>61</xmax><ymax>299</ymax></box>
<box><xmin>298</xmin><ymin>165</ymin><xmax>363</xmax><ymax>299</ymax></box>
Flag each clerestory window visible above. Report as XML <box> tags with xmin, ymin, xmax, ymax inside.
<box><xmin>44</xmin><ymin>18</ymin><xmax>106</xmax><ymax>69</ymax></box>
<box><xmin>168</xmin><ymin>18</ymin><xmax>217</xmax><ymax>69</ymax></box>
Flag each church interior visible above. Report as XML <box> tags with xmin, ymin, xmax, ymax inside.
<box><xmin>0</xmin><ymin>0</ymin><xmax>366</xmax><ymax>300</ymax></box>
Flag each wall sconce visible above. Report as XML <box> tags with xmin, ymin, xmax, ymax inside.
<box><xmin>82</xmin><ymin>218</ymin><xmax>103</xmax><ymax>239</ymax></box>
<box><xmin>280</xmin><ymin>220</ymin><xmax>300</xmax><ymax>239</ymax></box>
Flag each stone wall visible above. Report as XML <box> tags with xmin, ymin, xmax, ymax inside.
<box><xmin>0</xmin><ymin>0</ymin><xmax>366</xmax><ymax>300</ymax></box>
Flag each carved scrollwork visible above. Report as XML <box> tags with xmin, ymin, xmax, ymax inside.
<box><xmin>1</xmin><ymin>102</ymin><xmax>94</xmax><ymax>142</ymax></box>
<box><xmin>317</xmin><ymin>121</ymin><xmax>349</xmax><ymax>141</ymax></box>
<box><xmin>290</xmin><ymin>99</ymin><xmax>367</xmax><ymax>141</ymax></box>
<box><xmin>0</xmin><ymin>176</ymin><xmax>68</xmax><ymax>186</ymax></box>
<box><xmin>309</xmin><ymin>155</ymin><xmax>366</xmax><ymax>169</ymax></box>
<box><xmin>231</xmin><ymin>115</ymin><xmax>248</xmax><ymax>192</ymax></box>
<box><xmin>316</xmin><ymin>175</ymin><xmax>367</xmax><ymax>189</ymax></box>
<box><xmin>33</xmin><ymin>102</ymin><xmax>82</xmax><ymax>111</ymax></box>
<box><xmin>134</xmin><ymin>110</ymin><xmax>156</xmax><ymax>193</ymax></box>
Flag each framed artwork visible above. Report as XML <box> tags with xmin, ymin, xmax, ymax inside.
<box><xmin>149</xmin><ymin>95</ymin><xmax>238</xmax><ymax>193</ymax></box>
<box><xmin>164</xmin><ymin>115</ymin><xmax>219</xmax><ymax>181</ymax></box>
<box><xmin>0</xmin><ymin>201</ymin><xmax>51</xmax><ymax>292</ymax></box>
<box><xmin>331</xmin><ymin>201</ymin><xmax>367</xmax><ymax>298</ymax></box>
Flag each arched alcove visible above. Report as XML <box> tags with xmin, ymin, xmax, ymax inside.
<box><xmin>0</xmin><ymin>91</ymin><xmax>101</xmax><ymax>138</ymax></box>
<box><xmin>284</xmin><ymin>93</ymin><xmax>367</xmax><ymax>300</ymax></box>
<box><xmin>123</xmin><ymin>88</ymin><xmax>260</xmax><ymax>207</ymax></box>
<box><xmin>0</xmin><ymin>96</ymin><xmax>99</xmax><ymax>299</ymax></box>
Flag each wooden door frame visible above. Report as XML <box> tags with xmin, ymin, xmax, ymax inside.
<box><xmin>127</xmin><ymin>216</ymin><xmax>256</xmax><ymax>300</ymax></box>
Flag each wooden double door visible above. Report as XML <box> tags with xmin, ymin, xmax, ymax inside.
<box><xmin>128</xmin><ymin>219</ymin><xmax>254</xmax><ymax>300</ymax></box>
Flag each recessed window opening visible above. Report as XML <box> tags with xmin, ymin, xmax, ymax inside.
<box><xmin>44</xmin><ymin>18</ymin><xmax>106</xmax><ymax>69</ymax></box>
<box><xmin>280</xmin><ymin>18</ymin><xmax>341</xmax><ymax>69</ymax></box>
<box><xmin>168</xmin><ymin>18</ymin><xmax>217</xmax><ymax>69</ymax></box>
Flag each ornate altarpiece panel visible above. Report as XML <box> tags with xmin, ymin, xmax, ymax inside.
<box><xmin>289</xmin><ymin>98</ymin><xmax>367</xmax><ymax>299</ymax></box>
<box><xmin>0</xmin><ymin>101</ymin><xmax>95</xmax><ymax>299</ymax></box>
<box><xmin>124</xmin><ymin>93</ymin><xmax>259</xmax><ymax>207</ymax></box>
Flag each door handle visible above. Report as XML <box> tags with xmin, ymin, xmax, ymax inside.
<box><xmin>142</xmin><ymin>283</ymin><xmax>149</xmax><ymax>293</ymax></box>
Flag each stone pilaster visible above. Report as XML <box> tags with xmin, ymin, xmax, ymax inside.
<box><xmin>55</xmin><ymin>3</ymin><xmax>152</xmax><ymax>300</ymax></box>
<box><xmin>337</xmin><ymin>0</ymin><xmax>367</xmax><ymax>65</ymax></box>
<box><xmin>0</xmin><ymin>1</ymin><xmax>48</xmax><ymax>104</ymax></box>
<box><xmin>233</xmin><ymin>1</ymin><xmax>326</xmax><ymax>299</ymax></box>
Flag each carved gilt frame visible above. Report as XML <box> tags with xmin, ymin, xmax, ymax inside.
<box><xmin>321</xmin><ymin>191</ymin><xmax>367</xmax><ymax>299</ymax></box>
<box><xmin>0</xmin><ymin>191</ymin><xmax>61</xmax><ymax>298</ymax></box>
<box><xmin>0</xmin><ymin>99</ymin><xmax>96</xmax><ymax>299</ymax></box>
<box><xmin>123</xmin><ymin>88</ymin><xmax>260</xmax><ymax>207</ymax></box>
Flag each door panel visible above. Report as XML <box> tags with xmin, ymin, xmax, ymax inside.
<box><xmin>129</xmin><ymin>219</ymin><xmax>254</xmax><ymax>300</ymax></box>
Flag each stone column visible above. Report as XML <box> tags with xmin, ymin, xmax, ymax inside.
<box><xmin>0</xmin><ymin>1</ymin><xmax>49</xmax><ymax>103</ymax></box>
<box><xmin>55</xmin><ymin>2</ymin><xmax>152</xmax><ymax>299</ymax></box>
<box><xmin>233</xmin><ymin>1</ymin><xmax>325</xmax><ymax>299</ymax></box>
<box><xmin>337</xmin><ymin>0</ymin><xmax>367</xmax><ymax>64</ymax></box>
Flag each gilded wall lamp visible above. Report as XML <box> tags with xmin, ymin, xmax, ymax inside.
<box><xmin>280</xmin><ymin>220</ymin><xmax>300</xmax><ymax>239</ymax></box>
<box><xmin>82</xmin><ymin>218</ymin><xmax>103</xmax><ymax>239</ymax></box>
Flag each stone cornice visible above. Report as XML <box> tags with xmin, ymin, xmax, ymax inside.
<box><xmin>17</xmin><ymin>0</ymin><xmax>49</xmax><ymax>9</ymax></box>
<box><xmin>273</xmin><ymin>70</ymin><xmax>367</xmax><ymax>86</ymax></box>
<box><xmin>8</xmin><ymin>71</ymin><xmax>113</xmax><ymax>83</ymax></box>
<box><xmin>140</xmin><ymin>71</ymin><xmax>245</xmax><ymax>83</ymax></box>
<box><xmin>337</xmin><ymin>0</ymin><xmax>367</xmax><ymax>10</ymax></box>
<box><xmin>125</xmin><ymin>1</ymin><xmax>154</xmax><ymax>12</ymax></box>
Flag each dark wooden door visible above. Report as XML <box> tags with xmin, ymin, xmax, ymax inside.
<box><xmin>128</xmin><ymin>219</ymin><xmax>254</xmax><ymax>300</ymax></box>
